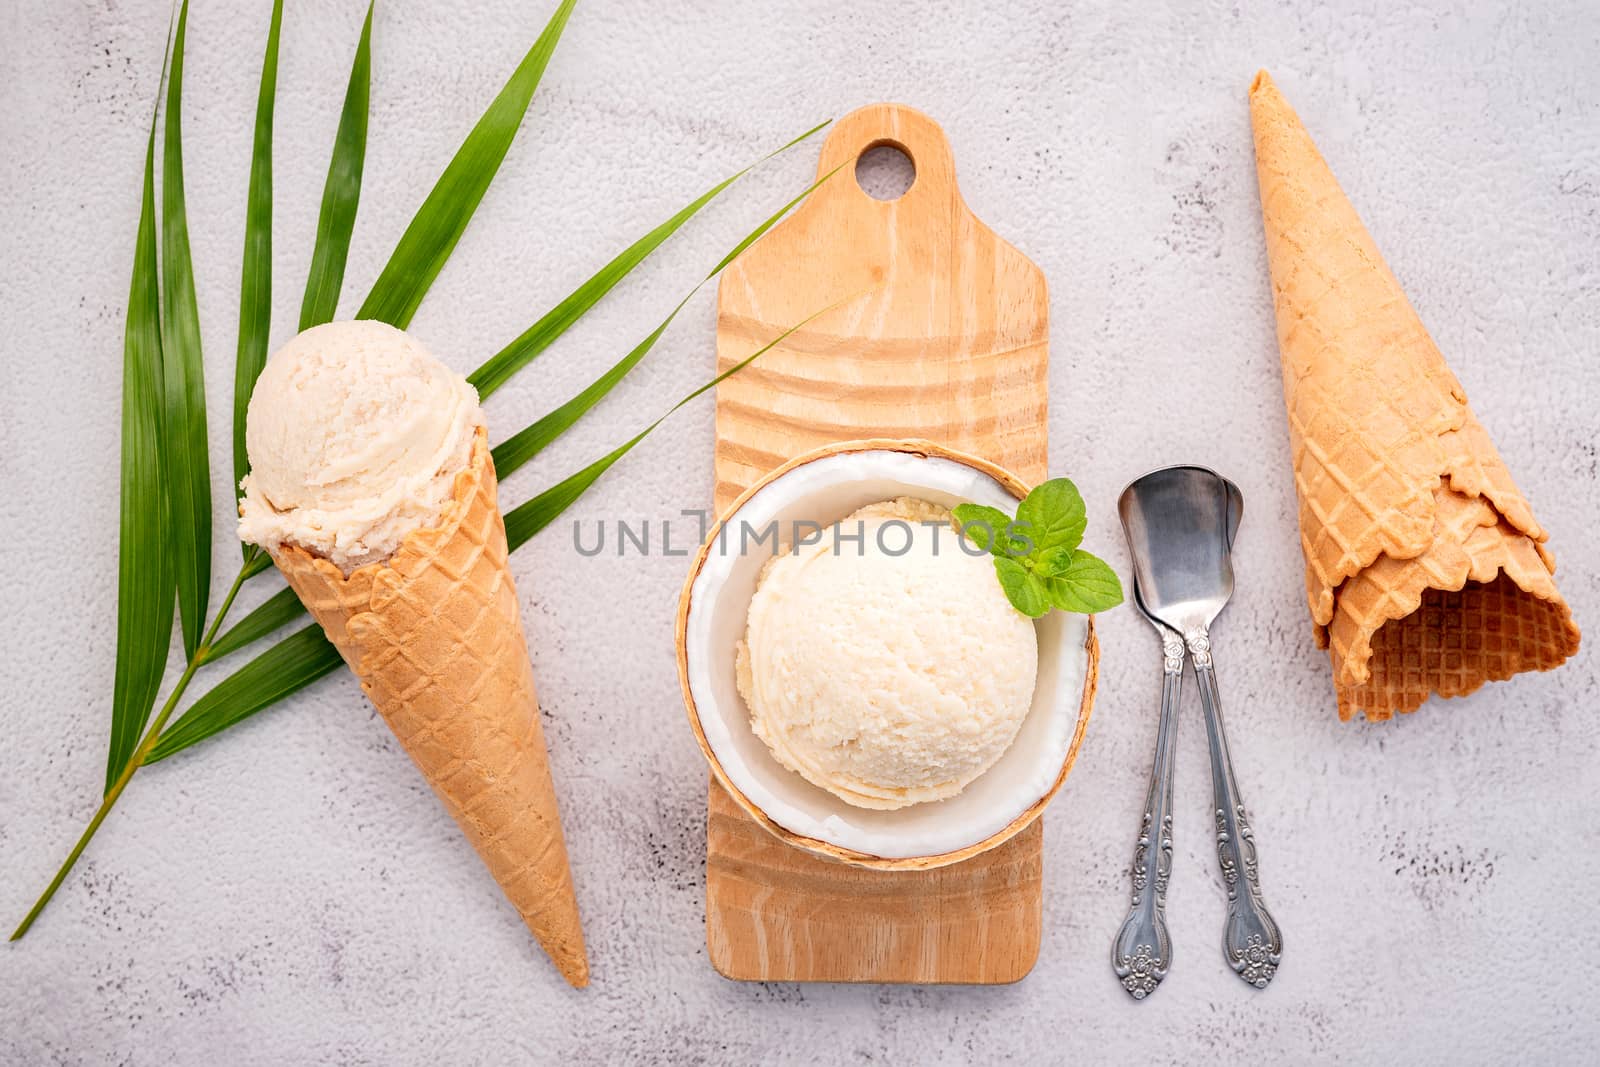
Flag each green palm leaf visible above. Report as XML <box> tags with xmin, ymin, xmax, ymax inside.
<box><xmin>202</xmin><ymin>586</ymin><xmax>303</xmax><ymax>663</ymax></box>
<box><xmin>357</xmin><ymin>0</ymin><xmax>576</xmax><ymax>328</ymax></box>
<box><xmin>160</xmin><ymin>0</ymin><xmax>212</xmax><ymax>659</ymax></box>
<box><xmin>241</xmin><ymin>547</ymin><xmax>275</xmax><ymax>580</ymax></box>
<box><xmin>233</xmin><ymin>0</ymin><xmax>283</xmax><ymax>500</ymax></box>
<box><xmin>490</xmin><ymin>166</ymin><xmax>837</xmax><ymax>476</ymax></box>
<box><xmin>147</xmin><ymin>304</ymin><xmax>838</xmax><ymax>763</ymax></box>
<box><xmin>503</xmin><ymin>305</ymin><xmax>831</xmax><ymax>550</ymax></box>
<box><xmin>467</xmin><ymin>121</ymin><xmax>830</xmax><ymax>398</ymax></box>
<box><xmin>299</xmin><ymin>2</ymin><xmax>372</xmax><ymax>331</ymax></box>
<box><xmin>106</xmin><ymin>37</ymin><xmax>175</xmax><ymax>793</ymax></box>
<box><xmin>148</xmin><ymin>625</ymin><xmax>342</xmax><ymax>763</ymax></box>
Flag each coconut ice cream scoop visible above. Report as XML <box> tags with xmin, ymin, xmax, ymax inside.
<box><xmin>238</xmin><ymin>320</ymin><xmax>484</xmax><ymax>573</ymax></box>
<box><xmin>735</xmin><ymin>498</ymin><xmax>1038</xmax><ymax>810</ymax></box>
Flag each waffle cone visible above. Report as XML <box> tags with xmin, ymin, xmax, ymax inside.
<box><xmin>270</xmin><ymin>428</ymin><xmax>588</xmax><ymax>986</ymax></box>
<box><xmin>1249</xmin><ymin>70</ymin><xmax>1579</xmax><ymax>720</ymax></box>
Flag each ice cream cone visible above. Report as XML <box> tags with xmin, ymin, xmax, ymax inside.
<box><xmin>1249</xmin><ymin>70</ymin><xmax>1579</xmax><ymax>720</ymax></box>
<box><xmin>270</xmin><ymin>428</ymin><xmax>588</xmax><ymax>986</ymax></box>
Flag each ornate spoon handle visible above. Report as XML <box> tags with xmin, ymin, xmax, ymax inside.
<box><xmin>1187</xmin><ymin>627</ymin><xmax>1283</xmax><ymax>989</ymax></box>
<box><xmin>1111</xmin><ymin>625</ymin><xmax>1183</xmax><ymax>999</ymax></box>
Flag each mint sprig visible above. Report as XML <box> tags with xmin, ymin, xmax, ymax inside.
<box><xmin>952</xmin><ymin>477</ymin><xmax>1124</xmax><ymax>619</ymax></box>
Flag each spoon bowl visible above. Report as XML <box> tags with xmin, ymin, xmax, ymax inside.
<box><xmin>1118</xmin><ymin>466</ymin><xmax>1236</xmax><ymax>638</ymax></box>
<box><xmin>1130</xmin><ymin>477</ymin><xmax>1241</xmax><ymax>623</ymax></box>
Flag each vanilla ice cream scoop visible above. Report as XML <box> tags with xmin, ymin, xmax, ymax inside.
<box><xmin>238</xmin><ymin>320</ymin><xmax>484</xmax><ymax>573</ymax></box>
<box><xmin>735</xmin><ymin>498</ymin><xmax>1038</xmax><ymax>810</ymax></box>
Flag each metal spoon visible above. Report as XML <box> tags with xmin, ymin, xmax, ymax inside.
<box><xmin>1113</xmin><ymin>470</ymin><xmax>1248</xmax><ymax>998</ymax></box>
<box><xmin>1110</xmin><ymin>477</ymin><xmax>1241</xmax><ymax>999</ymax></box>
<box><xmin>1119</xmin><ymin>467</ymin><xmax>1282</xmax><ymax>991</ymax></box>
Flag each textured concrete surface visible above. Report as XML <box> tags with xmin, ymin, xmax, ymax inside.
<box><xmin>3</xmin><ymin>1</ymin><xmax>1598</xmax><ymax>1063</ymax></box>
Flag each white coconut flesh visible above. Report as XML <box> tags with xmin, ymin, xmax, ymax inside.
<box><xmin>682</xmin><ymin>448</ymin><xmax>1091</xmax><ymax>861</ymax></box>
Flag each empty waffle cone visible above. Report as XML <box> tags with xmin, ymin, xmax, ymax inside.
<box><xmin>270</xmin><ymin>428</ymin><xmax>588</xmax><ymax>986</ymax></box>
<box><xmin>1249</xmin><ymin>70</ymin><xmax>1579</xmax><ymax>720</ymax></box>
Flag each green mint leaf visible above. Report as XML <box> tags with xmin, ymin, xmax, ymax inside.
<box><xmin>1042</xmin><ymin>550</ymin><xmax>1125</xmax><ymax>614</ymax></box>
<box><xmin>1032</xmin><ymin>544</ymin><xmax>1075</xmax><ymax>577</ymax></box>
<box><xmin>994</xmin><ymin>556</ymin><xmax>1051</xmax><ymax>618</ymax></box>
<box><xmin>952</xmin><ymin>503</ymin><xmax>1020</xmax><ymax>557</ymax></box>
<box><xmin>1015</xmin><ymin>477</ymin><xmax>1087</xmax><ymax>556</ymax></box>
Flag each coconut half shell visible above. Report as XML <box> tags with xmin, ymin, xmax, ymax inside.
<box><xmin>675</xmin><ymin>438</ymin><xmax>1099</xmax><ymax>871</ymax></box>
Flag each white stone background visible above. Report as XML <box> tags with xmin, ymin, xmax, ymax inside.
<box><xmin>2</xmin><ymin>0</ymin><xmax>1597</xmax><ymax>1063</ymax></box>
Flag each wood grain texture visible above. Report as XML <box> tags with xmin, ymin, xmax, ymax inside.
<box><xmin>705</xmin><ymin>103</ymin><xmax>1052</xmax><ymax>983</ymax></box>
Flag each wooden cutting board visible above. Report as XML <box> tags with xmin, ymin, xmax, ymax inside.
<box><xmin>708</xmin><ymin>103</ymin><xmax>1050</xmax><ymax>983</ymax></box>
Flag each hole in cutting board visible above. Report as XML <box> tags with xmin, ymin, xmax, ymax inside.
<box><xmin>855</xmin><ymin>141</ymin><xmax>915</xmax><ymax>200</ymax></box>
